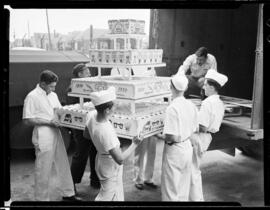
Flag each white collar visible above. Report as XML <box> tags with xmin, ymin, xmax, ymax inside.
<box><xmin>205</xmin><ymin>94</ymin><xmax>220</xmax><ymax>101</ymax></box>
<box><xmin>172</xmin><ymin>95</ymin><xmax>185</xmax><ymax>102</ymax></box>
<box><xmin>36</xmin><ymin>84</ymin><xmax>48</xmax><ymax>96</ymax></box>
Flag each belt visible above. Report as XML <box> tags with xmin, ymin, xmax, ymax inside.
<box><xmin>99</xmin><ymin>153</ymin><xmax>111</xmax><ymax>156</ymax></box>
<box><xmin>165</xmin><ymin>137</ymin><xmax>189</xmax><ymax>146</ymax></box>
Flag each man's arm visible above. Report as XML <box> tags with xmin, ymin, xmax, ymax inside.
<box><xmin>176</xmin><ymin>55</ymin><xmax>193</xmax><ymax>76</ymax></box>
<box><xmin>23</xmin><ymin>118</ymin><xmax>60</xmax><ymax>128</ymax></box>
<box><xmin>210</xmin><ymin>54</ymin><xmax>217</xmax><ymax>71</ymax></box>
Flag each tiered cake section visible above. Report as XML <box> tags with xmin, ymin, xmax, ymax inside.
<box><xmin>89</xmin><ymin>49</ymin><xmax>163</xmax><ymax>65</ymax></box>
<box><xmin>55</xmin><ymin>100</ymin><xmax>168</xmax><ymax>138</ymax></box>
<box><xmin>55</xmin><ymin>19</ymin><xmax>170</xmax><ymax>139</ymax></box>
<box><xmin>69</xmin><ymin>76</ymin><xmax>171</xmax><ymax>100</ymax></box>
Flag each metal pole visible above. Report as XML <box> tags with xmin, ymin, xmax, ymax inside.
<box><xmin>46</xmin><ymin>9</ymin><xmax>52</xmax><ymax>50</ymax></box>
<box><xmin>251</xmin><ymin>4</ymin><xmax>263</xmax><ymax>129</ymax></box>
<box><xmin>27</xmin><ymin>20</ymin><xmax>30</xmax><ymax>39</ymax></box>
<box><xmin>90</xmin><ymin>25</ymin><xmax>93</xmax><ymax>49</ymax></box>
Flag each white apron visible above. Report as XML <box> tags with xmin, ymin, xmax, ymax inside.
<box><xmin>95</xmin><ymin>154</ymin><xmax>124</xmax><ymax>201</ymax></box>
<box><xmin>189</xmin><ymin>132</ymin><xmax>212</xmax><ymax>201</ymax></box>
<box><xmin>161</xmin><ymin>140</ymin><xmax>193</xmax><ymax>201</ymax></box>
<box><xmin>33</xmin><ymin>126</ymin><xmax>75</xmax><ymax>201</ymax></box>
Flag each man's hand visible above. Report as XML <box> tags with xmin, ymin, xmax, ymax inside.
<box><xmin>50</xmin><ymin>119</ymin><xmax>61</xmax><ymax>128</ymax></box>
<box><xmin>198</xmin><ymin>77</ymin><xmax>205</xmax><ymax>87</ymax></box>
<box><xmin>133</xmin><ymin>136</ymin><xmax>143</xmax><ymax>145</ymax></box>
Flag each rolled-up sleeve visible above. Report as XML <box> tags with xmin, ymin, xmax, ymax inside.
<box><xmin>163</xmin><ymin>106</ymin><xmax>179</xmax><ymax>136</ymax></box>
<box><xmin>23</xmin><ymin>95</ymin><xmax>36</xmax><ymax>119</ymax></box>
<box><xmin>210</xmin><ymin>55</ymin><xmax>217</xmax><ymax>71</ymax></box>
<box><xmin>198</xmin><ymin>101</ymin><xmax>211</xmax><ymax>128</ymax></box>
<box><xmin>176</xmin><ymin>55</ymin><xmax>194</xmax><ymax>76</ymax></box>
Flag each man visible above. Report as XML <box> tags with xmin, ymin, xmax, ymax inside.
<box><xmin>176</xmin><ymin>47</ymin><xmax>217</xmax><ymax>98</ymax></box>
<box><xmin>110</xmin><ymin>66</ymin><xmax>158</xmax><ymax>191</ymax></box>
<box><xmin>189</xmin><ymin>69</ymin><xmax>228</xmax><ymax>201</ymax></box>
<box><xmin>66</xmin><ymin>63</ymin><xmax>101</xmax><ymax>192</ymax></box>
<box><xmin>132</xmin><ymin>66</ymin><xmax>158</xmax><ymax>190</ymax></box>
<box><xmin>23</xmin><ymin>70</ymin><xmax>81</xmax><ymax>201</ymax></box>
<box><xmin>133</xmin><ymin>136</ymin><xmax>157</xmax><ymax>190</ymax></box>
<box><xmin>157</xmin><ymin>75</ymin><xmax>198</xmax><ymax>201</ymax></box>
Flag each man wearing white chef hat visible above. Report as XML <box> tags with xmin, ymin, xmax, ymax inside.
<box><xmin>156</xmin><ymin>74</ymin><xmax>199</xmax><ymax>201</ymax></box>
<box><xmin>85</xmin><ymin>87</ymin><xmax>142</xmax><ymax>201</ymax></box>
<box><xmin>189</xmin><ymin>69</ymin><xmax>228</xmax><ymax>201</ymax></box>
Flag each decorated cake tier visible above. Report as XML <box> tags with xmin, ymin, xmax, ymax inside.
<box><xmin>89</xmin><ymin>49</ymin><xmax>163</xmax><ymax>65</ymax></box>
<box><xmin>69</xmin><ymin>76</ymin><xmax>171</xmax><ymax>100</ymax></box>
<box><xmin>113</xmin><ymin>100</ymin><xmax>168</xmax><ymax>116</ymax></box>
<box><xmin>54</xmin><ymin>102</ymin><xmax>95</xmax><ymax>130</ymax></box>
<box><xmin>108</xmin><ymin>19</ymin><xmax>145</xmax><ymax>34</ymax></box>
<box><xmin>54</xmin><ymin>102</ymin><xmax>167</xmax><ymax>139</ymax></box>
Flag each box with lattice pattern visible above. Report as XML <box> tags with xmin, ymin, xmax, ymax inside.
<box><xmin>89</xmin><ymin>49</ymin><xmax>163</xmax><ymax>65</ymax></box>
<box><xmin>108</xmin><ymin>19</ymin><xmax>145</xmax><ymax>34</ymax></box>
<box><xmin>70</xmin><ymin>76</ymin><xmax>171</xmax><ymax>100</ymax></box>
<box><xmin>54</xmin><ymin>101</ymin><xmax>167</xmax><ymax>139</ymax></box>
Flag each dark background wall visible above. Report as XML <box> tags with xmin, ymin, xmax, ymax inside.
<box><xmin>151</xmin><ymin>5</ymin><xmax>259</xmax><ymax>99</ymax></box>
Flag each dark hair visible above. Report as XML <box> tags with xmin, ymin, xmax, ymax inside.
<box><xmin>95</xmin><ymin>101</ymin><xmax>114</xmax><ymax>113</ymax></box>
<box><xmin>206</xmin><ymin>78</ymin><xmax>221</xmax><ymax>92</ymax></box>
<box><xmin>195</xmin><ymin>47</ymin><xmax>208</xmax><ymax>58</ymax></box>
<box><xmin>40</xmin><ymin>70</ymin><xmax>58</xmax><ymax>84</ymax></box>
<box><xmin>73</xmin><ymin>63</ymin><xmax>88</xmax><ymax>78</ymax></box>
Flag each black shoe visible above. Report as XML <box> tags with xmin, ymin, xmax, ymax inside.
<box><xmin>144</xmin><ymin>181</ymin><xmax>158</xmax><ymax>189</ymax></box>
<box><xmin>90</xmin><ymin>181</ymin><xmax>101</xmax><ymax>189</ymax></box>
<box><xmin>62</xmin><ymin>195</ymin><xmax>83</xmax><ymax>201</ymax></box>
<box><xmin>135</xmin><ymin>183</ymin><xmax>144</xmax><ymax>190</ymax></box>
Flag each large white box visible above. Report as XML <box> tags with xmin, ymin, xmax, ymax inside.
<box><xmin>108</xmin><ymin>19</ymin><xmax>145</xmax><ymax>34</ymax></box>
<box><xmin>54</xmin><ymin>102</ymin><xmax>167</xmax><ymax>139</ymax></box>
<box><xmin>88</xmin><ymin>49</ymin><xmax>163</xmax><ymax>65</ymax></box>
<box><xmin>70</xmin><ymin>76</ymin><xmax>171</xmax><ymax>100</ymax></box>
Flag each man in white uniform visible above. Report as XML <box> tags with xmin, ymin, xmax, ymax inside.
<box><xmin>132</xmin><ymin>66</ymin><xmax>159</xmax><ymax>190</ymax></box>
<box><xmin>157</xmin><ymin>75</ymin><xmax>199</xmax><ymax>201</ymax></box>
<box><xmin>176</xmin><ymin>47</ymin><xmax>217</xmax><ymax>98</ymax></box>
<box><xmin>111</xmin><ymin>66</ymin><xmax>158</xmax><ymax>190</ymax></box>
<box><xmin>22</xmin><ymin>70</ymin><xmax>81</xmax><ymax>201</ymax></box>
<box><xmin>189</xmin><ymin>69</ymin><xmax>228</xmax><ymax>201</ymax></box>
<box><xmin>86</xmin><ymin>87</ymin><xmax>141</xmax><ymax>201</ymax></box>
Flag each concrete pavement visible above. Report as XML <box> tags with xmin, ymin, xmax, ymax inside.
<box><xmin>9</xmin><ymin>138</ymin><xmax>264</xmax><ymax>206</ymax></box>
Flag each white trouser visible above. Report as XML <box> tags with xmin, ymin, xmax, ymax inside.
<box><xmin>33</xmin><ymin>128</ymin><xmax>74</xmax><ymax>201</ymax></box>
<box><xmin>161</xmin><ymin>140</ymin><xmax>193</xmax><ymax>201</ymax></box>
<box><xmin>189</xmin><ymin>133</ymin><xmax>212</xmax><ymax>201</ymax></box>
<box><xmin>133</xmin><ymin>136</ymin><xmax>156</xmax><ymax>184</ymax></box>
<box><xmin>95</xmin><ymin>154</ymin><xmax>124</xmax><ymax>201</ymax></box>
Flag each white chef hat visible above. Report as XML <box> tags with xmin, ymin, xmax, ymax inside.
<box><xmin>171</xmin><ymin>75</ymin><xmax>189</xmax><ymax>91</ymax></box>
<box><xmin>90</xmin><ymin>86</ymin><xmax>116</xmax><ymax>106</ymax></box>
<box><xmin>205</xmin><ymin>69</ymin><xmax>228</xmax><ymax>87</ymax></box>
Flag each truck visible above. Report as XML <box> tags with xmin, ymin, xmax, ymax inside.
<box><xmin>148</xmin><ymin>4</ymin><xmax>264</xmax><ymax>158</ymax></box>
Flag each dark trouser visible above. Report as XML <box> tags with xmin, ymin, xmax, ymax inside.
<box><xmin>185</xmin><ymin>75</ymin><xmax>205</xmax><ymax>99</ymax></box>
<box><xmin>70</xmin><ymin>129</ymin><xmax>99</xmax><ymax>184</ymax></box>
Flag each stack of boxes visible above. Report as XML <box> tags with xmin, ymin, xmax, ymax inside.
<box><xmin>89</xmin><ymin>49</ymin><xmax>163</xmax><ymax>65</ymax></box>
<box><xmin>55</xmin><ymin>19</ymin><xmax>169</xmax><ymax>139</ymax></box>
